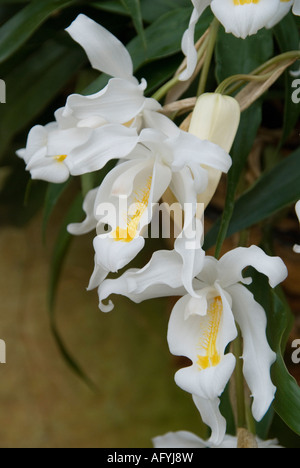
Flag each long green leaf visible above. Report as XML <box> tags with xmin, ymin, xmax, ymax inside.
<box><xmin>216</xmin><ymin>26</ymin><xmax>274</xmax><ymax>81</ymax></box>
<box><xmin>48</xmin><ymin>193</ymin><xmax>97</xmax><ymax>391</ymax></box>
<box><xmin>273</xmin><ymin>12</ymin><xmax>300</xmax><ymax>146</ymax></box>
<box><xmin>0</xmin><ymin>38</ymin><xmax>86</xmax><ymax>158</ymax></box>
<box><xmin>42</xmin><ymin>180</ymin><xmax>70</xmax><ymax>241</ymax></box>
<box><xmin>205</xmin><ymin>147</ymin><xmax>300</xmax><ymax>249</ymax></box>
<box><xmin>247</xmin><ymin>269</ymin><xmax>300</xmax><ymax>437</ymax></box>
<box><xmin>0</xmin><ymin>0</ymin><xmax>78</xmax><ymax>63</ymax></box>
<box><xmin>128</xmin><ymin>7</ymin><xmax>212</xmax><ymax>71</ymax></box>
<box><xmin>120</xmin><ymin>0</ymin><xmax>146</xmax><ymax>47</ymax></box>
<box><xmin>270</xmin><ymin>292</ymin><xmax>300</xmax><ymax>435</ymax></box>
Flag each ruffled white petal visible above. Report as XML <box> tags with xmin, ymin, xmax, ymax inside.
<box><xmin>98</xmin><ymin>250</ymin><xmax>190</xmax><ymax>312</ymax></box>
<box><xmin>153</xmin><ymin>431</ymin><xmax>282</xmax><ymax>448</ymax></box>
<box><xmin>174</xmin><ymin>354</ymin><xmax>236</xmax><ymax>401</ymax></box>
<box><xmin>63</xmin><ymin>78</ymin><xmax>157</xmax><ymax>127</ymax></box>
<box><xmin>67</xmin><ymin>124</ymin><xmax>139</xmax><ymax>175</ymax></box>
<box><xmin>67</xmin><ymin>187</ymin><xmax>98</xmax><ymax>235</ymax></box>
<box><xmin>66</xmin><ymin>14</ymin><xmax>135</xmax><ymax>82</ymax></box>
<box><xmin>293</xmin><ymin>0</ymin><xmax>300</xmax><ymax>15</ymax></box>
<box><xmin>217</xmin><ymin>245</ymin><xmax>288</xmax><ymax>289</ymax></box>
<box><xmin>91</xmin><ymin>234</ymin><xmax>145</xmax><ymax>285</ymax></box>
<box><xmin>170</xmin><ymin>130</ymin><xmax>232</xmax><ymax>177</ymax></box>
<box><xmin>168</xmin><ymin>290</ymin><xmax>237</xmax><ymax>398</ymax></box>
<box><xmin>153</xmin><ymin>431</ymin><xmax>208</xmax><ymax>448</ymax></box>
<box><xmin>229</xmin><ymin>283</ymin><xmax>277</xmax><ymax>421</ymax></box>
<box><xmin>179</xmin><ymin>0</ymin><xmax>211</xmax><ymax>81</ymax></box>
<box><xmin>26</xmin><ymin>154</ymin><xmax>70</xmax><ymax>183</ymax></box>
<box><xmin>193</xmin><ymin>395</ymin><xmax>227</xmax><ymax>446</ymax></box>
<box><xmin>266</xmin><ymin>0</ymin><xmax>293</xmax><ymax>28</ymax></box>
<box><xmin>211</xmin><ymin>0</ymin><xmax>279</xmax><ymax>39</ymax></box>
<box><xmin>294</xmin><ymin>200</ymin><xmax>300</xmax><ymax>253</ymax></box>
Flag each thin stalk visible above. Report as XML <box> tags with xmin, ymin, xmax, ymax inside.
<box><xmin>197</xmin><ymin>18</ymin><xmax>220</xmax><ymax>96</ymax></box>
<box><xmin>216</xmin><ymin>50</ymin><xmax>300</xmax><ymax>95</ymax></box>
<box><xmin>233</xmin><ymin>332</ymin><xmax>247</xmax><ymax>429</ymax></box>
<box><xmin>151</xmin><ymin>75</ymin><xmax>180</xmax><ymax>102</ymax></box>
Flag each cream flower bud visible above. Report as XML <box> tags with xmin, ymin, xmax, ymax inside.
<box><xmin>188</xmin><ymin>93</ymin><xmax>240</xmax><ymax>211</ymax></box>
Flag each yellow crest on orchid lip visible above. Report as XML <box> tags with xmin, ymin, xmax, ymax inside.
<box><xmin>112</xmin><ymin>176</ymin><xmax>152</xmax><ymax>243</ymax></box>
<box><xmin>233</xmin><ymin>0</ymin><xmax>260</xmax><ymax>5</ymax></box>
<box><xmin>197</xmin><ymin>296</ymin><xmax>222</xmax><ymax>370</ymax></box>
<box><xmin>55</xmin><ymin>154</ymin><xmax>67</xmax><ymax>163</ymax></box>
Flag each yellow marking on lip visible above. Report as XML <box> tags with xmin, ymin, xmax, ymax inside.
<box><xmin>55</xmin><ymin>154</ymin><xmax>67</xmax><ymax>163</ymax></box>
<box><xmin>197</xmin><ymin>296</ymin><xmax>223</xmax><ymax>370</ymax></box>
<box><xmin>112</xmin><ymin>176</ymin><xmax>152</xmax><ymax>243</ymax></box>
<box><xmin>233</xmin><ymin>0</ymin><xmax>259</xmax><ymax>4</ymax></box>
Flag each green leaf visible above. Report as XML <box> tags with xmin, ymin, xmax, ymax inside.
<box><xmin>270</xmin><ymin>293</ymin><xmax>300</xmax><ymax>435</ymax></box>
<box><xmin>205</xmin><ymin>147</ymin><xmax>300</xmax><ymax>250</ymax></box>
<box><xmin>0</xmin><ymin>0</ymin><xmax>77</xmax><ymax>64</ymax></box>
<box><xmin>140</xmin><ymin>0</ymin><xmax>190</xmax><ymax>23</ymax></box>
<box><xmin>216</xmin><ymin>26</ymin><xmax>274</xmax><ymax>82</ymax></box>
<box><xmin>90</xmin><ymin>0</ymin><xmax>128</xmax><ymax>16</ymax></box>
<box><xmin>48</xmin><ymin>192</ymin><xmax>97</xmax><ymax>391</ymax></box>
<box><xmin>120</xmin><ymin>0</ymin><xmax>146</xmax><ymax>47</ymax></box>
<box><xmin>128</xmin><ymin>7</ymin><xmax>212</xmax><ymax>71</ymax></box>
<box><xmin>273</xmin><ymin>13</ymin><xmax>300</xmax><ymax>146</ymax></box>
<box><xmin>247</xmin><ymin>270</ymin><xmax>300</xmax><ymax>437</ymax></box>
<box><xmin>42</xmin><ymin>180</ymin><xmax>70</xmax><ymax>241</ymax></box>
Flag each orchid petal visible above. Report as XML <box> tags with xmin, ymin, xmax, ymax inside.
<box><xmin>179</xmin><ymin>0</ymin><xmax>211</xmax><ymax>81</ymax></box>
<box><xmin>67</xmin><ymin>124</ymin><xmax>138</xmax><ymax>176</ymax></box>
<box><xmin>170</xmin><ymin>131</ymin><xmax>232</xmax><ymax>180</ymax></box>
<box><xmin>168</xmin><ymin>291</ymin><xmax>237</xmax><ymax>400</ymax></box>
<box><xmin>92</xmin><ymin>234</ymin><xmax>145</xmax><ymax>280</ymax></box>
<box><xmin>66</xmin><ymin>14</ymin><xmax>135</xmax><ymax>82</ymax></box>
<box><xmin>26</xmin><ymin>154</ymin><xmax>70</xmax><ymax>183</ymax></box>
<box><xmin>141</xmin><ymin>110</ymin><xmax>178</xmax><ymax>138</ymax></box>
<box><xmin>217</xmin><ymin>245</ymin><xmax>288</xmax><ymax>289</ymax></box>
<box><xmin>67</xmin><ymin>188</ymin><xmax>98</xmax><ymax>236</ymax></box>
<box><xmin>211</xmin><ymin>0</ymin><xmax>278</xmax><ymax>39</ymax></box>
<box><xmin>266</xmin><ymin>0</ymin><xmax>293</xmax><ymax>28</ymax></box>
<box><xmin>294</xmin><ymin>200</ymin><xmax>300</xmax><ymax>253</ymax></box>
<box><xmin>293</xmin><ymin>0</ymin><xmax>300</xmax><ymax>15</ymax></box>
<box><xmin>193</xmin><ymin>395</ymin><xmax>227</xmax><ymax>447</ymax></box>
<box><xmin>174</xmin><ymin>218</ymin><xmax>205</xmax><ymax>298</ymax></box>
<box><xmin>98</xmin><ymin>250</ymin><xmax>189</xmax><ymax>312</ymax></box>
<box><xmin>228</xmin><ymin>283</ymin><xmax>277</xmax><ymax>421</ymax></box>
<box><xmin>63</xmin><ymin>78</ymin><xmax>155</xmax><ymax>126</ymax></box>
<box><xmin>153</xmin><ymin>431</ymin><xmax>208</xmax><ymax>448</ymax></box>
<box><xmin>18</xmin><ymin>125</ymin><xmax>48</xmax><ymax>164</ymax></box>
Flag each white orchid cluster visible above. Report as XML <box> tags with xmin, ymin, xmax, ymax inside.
<box><xmin>18</xmin><ymin>2</ymin><xmax>300</xmax><ymax>449</ymax></box>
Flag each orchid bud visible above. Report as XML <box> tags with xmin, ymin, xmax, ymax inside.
<box><xmin>188</xmin><ymin>92</ymin><xmax>240</xmax><ymax>211</ymax></box>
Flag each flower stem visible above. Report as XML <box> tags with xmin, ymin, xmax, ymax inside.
<box><xmin>216</xmin><ymin>50</ymin><xmax>300</xmax><ymax>95</ymax></box>
<box><xmin>233</xmin><ymin>331</ymin><xmax>247</xmax><ymax>429</ymax></box>
<box><xmin>151</xmin><ymin>75</ymin><xmax>180</xmax><ymax>102</ymax></box>
<box><xmin>197</xmin><ymin>18</ymin><xmax>220</xmax><ymax>96</ymax></box>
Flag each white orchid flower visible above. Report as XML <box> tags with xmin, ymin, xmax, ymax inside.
<box><xmin>181</xmin><ymin>0</ymin><xmax>300</xmax><ymax>81</ymax></box>
<box><xmin>294</xmin><ymin>200</ymin><xmax>300</xmax><ymax>253</ymax></box>
<box><xmin>153</xmin><ymin>430</ymin><xmax>282</xmax><ymax>449</ymax></box>
<box><xmin>63</xmin><ymin>14</ymin><xmax>161</xmax><ymax>132</ymax></box>
<box><xmin>98</xmin><ymin>245</ymin><xmax>287</xmax><ymax>444</ymax></box>
<box><xmin>16</xmin><ymin>122</ymin><xmax>91</xmax><ymax>183</ymax></box>
<box><xmin>17</xmin><ymin>120</ymin><xmax>139</xmax><ymax>183</ymax></box>
<box><xmin>68</xmin><ymin>126</ymin><xmax>231</xmax><ymax>292</ymax></box>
